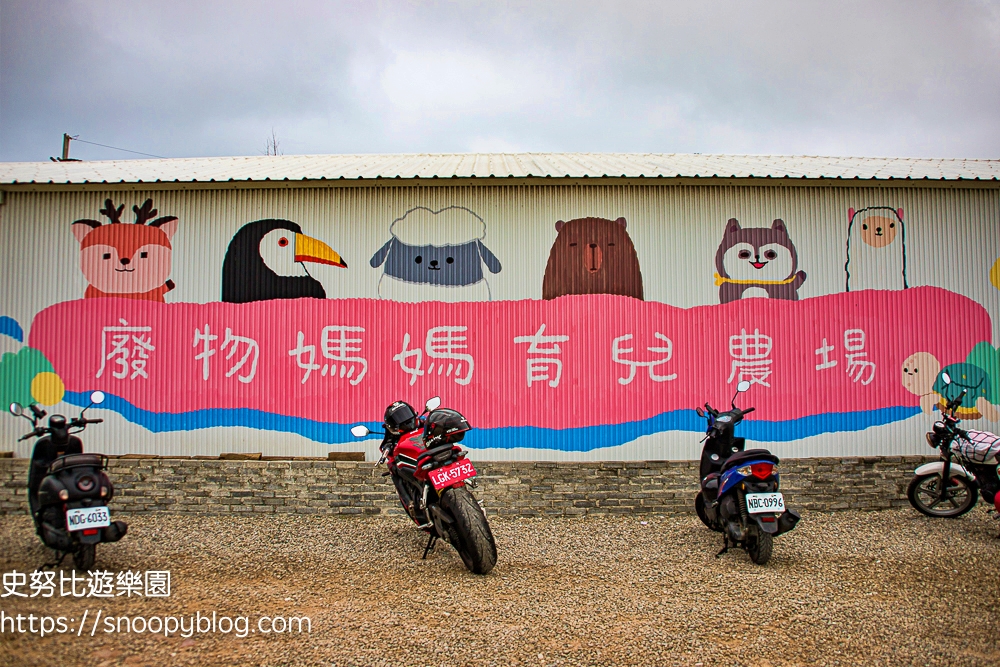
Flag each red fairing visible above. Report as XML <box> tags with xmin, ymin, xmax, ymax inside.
<box><xmin>388</xmin><ymin>430</ymin><xmax>464</xmax><ymax>484</ymax></box>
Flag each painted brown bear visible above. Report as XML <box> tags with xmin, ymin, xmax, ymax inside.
<box><xmin>542</xmin><ymin>216</ymin><xmax>644</xmax><ymax>300</ymax></box>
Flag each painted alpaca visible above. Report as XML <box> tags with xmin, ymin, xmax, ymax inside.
<box><xmin>71</xmin><ymin>199</ymin><xmax>179</xmax><ymax>301</ymax></box>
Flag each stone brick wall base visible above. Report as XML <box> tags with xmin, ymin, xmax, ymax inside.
<box><xmin>0</xmin><ymin>456</ymin><xmax>935</xmax><ymax>517</ymax></box>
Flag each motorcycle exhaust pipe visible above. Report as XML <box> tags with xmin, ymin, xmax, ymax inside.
<box><xmin>775</xmin><ymin>508</ymin><xmax>801</xmax><ymax>536</ymax></box>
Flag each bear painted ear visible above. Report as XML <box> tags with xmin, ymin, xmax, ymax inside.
<box><xmin>555</xmin><ymin>220</ymin><xmax>565</xmax><ymax>233</ymax></box>
<box><xmin>615</xmin><ymin>217</ymin><xmax>627</xmax><ymax>229</ymax></box>
<box><xmin>726</xmin><ymin>218</ymin><xmax>741</xmax><ymax>235</ymax></box>
<box><xmin>771</xmin><ymin>219</ymin><xmax>787</xmax><ymax>235</ymax></box>
<box><xmin>848</xmin><ymin>208</ymin><xmax>856</xmax><ymax>222</ymax></box>
<box><xmin>896</xmin><ymin>208</ymin><xmax>904</xmax><ymax>221</ymax></box>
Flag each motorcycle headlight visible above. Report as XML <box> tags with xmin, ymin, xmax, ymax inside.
<box><xmin>925</xmin><ymin>432</ymin><xmax>938</xmax><ymax>448</ymax></box>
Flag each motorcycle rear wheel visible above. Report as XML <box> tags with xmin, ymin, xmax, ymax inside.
<box><xmin>440</xmin><ymin>487</ymin><xmax>497</xmax><ymax>575</ymax></box>
<box><xmin>907</xmin><ymin>473</ymin><xmax>977</xmax><ymax>518</ymax></box>
<box><xmin>694</xmin><ymin>493</ymin><xmax>722</xmax><ymax>532</ymax></box>
<box><xmin>745</xmin><ymin>526</ymin><xmax>772</xmax><ymax>566</ymax></box>
<box><xmin>74</xmin><ymin>544</ymin><xmax>96</xmax><ymax>571</ymax></box>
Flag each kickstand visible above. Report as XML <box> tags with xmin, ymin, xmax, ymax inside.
<box><xmin>422</xmin><ymin>534</ymin><xmax>437</xmax><ymax>560</ymax></box>
<box><xmin>715</xmin><ymin>535</ymin><xmax>730</xmax><ymax>558</ymax></box>
<box><xmin>40</xmin><ymin>550</ymin><xmax>68</xmax><ymax>570</ymax></box>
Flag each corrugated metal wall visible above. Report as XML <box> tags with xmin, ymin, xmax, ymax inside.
<box><xmin>1</xmin><ymin>183</ymin><xmax>998</xmax><ymax>461</ymax></box>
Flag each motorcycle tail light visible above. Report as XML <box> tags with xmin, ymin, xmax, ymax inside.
<box><xmin>750</xmin><ymin>463</ymin><xmax>774</xmax><ymax>480</ymax></box>
<box><xmin>82</xmin><ymin>529</ymin><xmax>99</xmax><ymax>536</ymax></box>
<box><xmin>58</xmin><ymin>489</ymin><xmax>69</xmax><ymax>500</ymax></box>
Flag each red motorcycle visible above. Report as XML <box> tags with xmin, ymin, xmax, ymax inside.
<box><xmin>350</xmin><ymin>396</ymin><xmax>497</xmax><ymax>574</ymax></box>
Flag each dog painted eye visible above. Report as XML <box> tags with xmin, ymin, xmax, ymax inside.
<box><xmin>890</xmin><ymin>222</ymin><xmax>895</xmax><ymax>228</ymax></box>
<box><xmin>278</xmin><ymin>237</ymin><xmax>289</xmax><ymax>247</ymax></box>
<box><xmin>103</xmin><ymin>253</ymin><xmax>111</xmax><ymax>260</ymax></box>
<box><xmin>763</xmin><ymin>250</ymin><xmax>777</xmax><ymax>260</ymax></box>
<box><xmin>140</xmin><ymin>251</ymin><xmax>148</xmax><ymax>259</ymax></box>
<box><xmin>446</xmin><ymin>257</ymin><xmax>454</xmax><ymax>264</ymax></box>
<box><xmin>414</xmin><ymin>256</ymin><xmax>422</xmax><ymax>264</ymax></box>
<box><xmin>862</xmin><ymin>224</ymin><xmax>868</xmax><ymax>230</ymax></box>
<box><xmin>738</xmin><ymin>250</ymin><xmax>751</xmax><ymax>259</ymax></box>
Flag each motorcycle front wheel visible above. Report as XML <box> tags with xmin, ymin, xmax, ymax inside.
<box><xmin>745</xmin><ymin>526</ymin><xmax>772</xmax><ymax>566</ymax></box>
<box><xmin>908</xmin><ymin>473</ymin><xmax>978</xmax><ymax>518</ymax></box>
<box><xmin>74</xmin><ymin>544</ymin><xmax>96</xmax><ymax>571</ymax></box>
<box><xmin>440</xmin><ymin>486</ymin><xmax>497</xmax><ymax>575</ymax></box>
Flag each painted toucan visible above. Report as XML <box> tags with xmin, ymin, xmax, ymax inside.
<box><xmin>222</xmin><ymin>219</ymin><xmax>347</xmax><ymax>303</ymax></box>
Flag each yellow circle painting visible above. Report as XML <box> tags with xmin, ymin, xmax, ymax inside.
<box><xmin>31</xmin><ymin>371</ymin><xmax>65</xmax><ymax>406</ymax></box>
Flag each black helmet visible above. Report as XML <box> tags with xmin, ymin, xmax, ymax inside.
<box><xmin>423</xmin><ymin>408</ymin><xmax>470</xmax><ymax>445</ymax></box>
<box><xmin>384</xmin><ymin>401</ymin><xmax>418</xmax><ymax>434</ymax></box>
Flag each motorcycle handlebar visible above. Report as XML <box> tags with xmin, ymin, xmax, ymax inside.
<box><xmin>742</xmin><ymin>407</ymin><xmax>755</xmax><ymax>414</ymax></box>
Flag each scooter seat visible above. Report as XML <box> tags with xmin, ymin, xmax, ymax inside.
<box><xmin>47</xmin><ymin>453</ymin><xmax>105</xmax><ymax>474</ymax></box>
<box><xmin>720</xmin><ymin>449</ymin><xmax>779</xmax><ymax>473</ymax></box>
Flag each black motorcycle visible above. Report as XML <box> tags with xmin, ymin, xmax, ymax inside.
<box><xmin>9</xmin><ymin>391</ymin><xmax>127</xmax><ymax>570</ymax></box>
<box><xmin>908</xmin><ymin>371</ymin><xmax>1000</xmax><ymax>519</ymax></box>
<box><xmin>693</xmin><ymin>381</ymin><xmax>800</xmax><ymax>565</ymax></box>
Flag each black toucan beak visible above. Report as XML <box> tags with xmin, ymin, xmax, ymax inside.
<box><xmin>295</xmin><ymin>233</ymin><xmax>347</xmax><ymax>268</ymax></box>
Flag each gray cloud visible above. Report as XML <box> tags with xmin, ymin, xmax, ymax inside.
<box><xmin>2</xmin><ymin>0</ymin><xmax>998</xmax><ymax>161</ymax></box>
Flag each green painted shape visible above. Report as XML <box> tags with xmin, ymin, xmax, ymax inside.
<box><xmin>0</xmin><ymin>347</ymin><xmax>54</xmax><ymax>410</ymax></box>
<box><xmin>966</xmin><ymin>341</ymin><xmax>1000</xmax><ymax>400</ymax></box>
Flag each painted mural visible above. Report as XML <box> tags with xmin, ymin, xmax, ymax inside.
<box><xmin>845</xmin><ymin>206</ymin><xmax>907</xmax><ymax>291</ymax></box>
<box><xmin>542</xmin><ymin>217</ymin><xmax>643</xmax><ymax>300</ymax></box>
<box><xmin>221</xmin><ymin>219</ymin><xmax>346</xmax><ymax>303</ymax></box>
<box><xmin>1</xmin><ymin>186</ymin><xmax>998</xmax><ymax>460</ymax></box>
<box><xmin>370</xmin><ymin>206</ymin><xmax>502</xmax><ymax>302</ymax></box>
<box><xmin>715</xmin><ymin>219</ymin><xmax>806</xmax><ymax>303</ymax></box>
<box><xmin>72</xmin><ymin>199</ymin><xmax>179</xmax><ymax>301</ymax></box>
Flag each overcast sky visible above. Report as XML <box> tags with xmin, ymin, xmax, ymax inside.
<box><xmin>1</xmin><ymin>0</ymin><xmax>999</xmax><ymax>162</ymax></box>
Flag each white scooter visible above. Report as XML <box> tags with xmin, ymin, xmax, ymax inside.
<box><xmin>907</xmin><ymin>372</ymin><xmax>1000</xmax><ymax>521</ymax></box>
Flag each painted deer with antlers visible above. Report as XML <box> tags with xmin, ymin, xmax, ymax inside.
<box><xmin>71</xmin><ymin>199</ymin><xmax>179</xmax><ymax>301</ymax></box>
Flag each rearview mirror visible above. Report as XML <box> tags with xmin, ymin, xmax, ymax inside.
<box><xmin>941</xmin><ymin>372</ymin><xmax>952</xmax><ymax>385</ymax></box>
<box><xmin>350</xmin><ymin>425</ymin><xmax>370</xmax><ymax>438</ymax></box>
<box><xmin>425</xmin><ymin>396</ymin><xmax>442</xmax><ymax>412</ymax></box>
<box><xmin>90</xmin><ymin>391</ymin><xmax>105</xmax><ymax>405</ymax></box>
<box><xmin>695</xmin><ymin>407</ymin><xmax>705</xmax><ymax>418</ymax></box>
<box><xmin>736</xmin><ymin>381</ymin><xmax>751</xmax><ymax>393</ymax></box>
<box><xmin>9</xmin><ymin>403</ymin><xmax>23</xmax><ymax>417</ymax></box>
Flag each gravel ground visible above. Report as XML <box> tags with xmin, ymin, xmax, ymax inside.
<box><xmin>2</xmin><ymin>506</ymin><xmax>1000</xmax><ymax>667</ymax></box>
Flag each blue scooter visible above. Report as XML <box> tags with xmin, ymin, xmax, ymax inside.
<box><xmin>694</xmin><ymin>381</ymin><xmax>800</xmax><ymax>565</ymax></box>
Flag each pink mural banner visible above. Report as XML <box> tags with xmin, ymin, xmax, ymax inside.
<box><xmin>28</xmin><ymin>287</ymin><xmax>991</xmax><ymax>428</ymax></box>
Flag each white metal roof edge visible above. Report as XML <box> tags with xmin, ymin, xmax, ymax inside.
<box><xmin>0</xmin><ymin>152</ymin><xmax>997</xmax><ymax>185</ymax></box>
